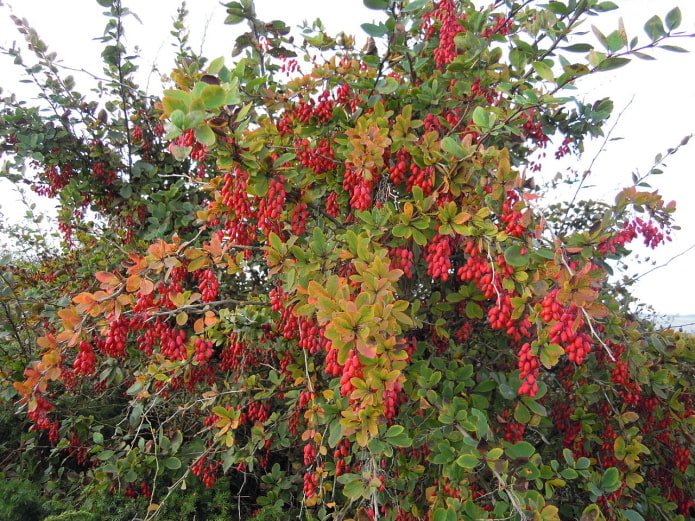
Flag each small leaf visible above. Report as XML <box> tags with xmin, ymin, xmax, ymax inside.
<box><xmin>600</xmin><ymin>467</ymin><xmax>620</xmax><ymax>492</ymax></box>
<box><xmin>562</xmin><ymin>43</ymin><xmax>593</xmax><ymax>53</ymax></box>
<box><xmin>503</xmin><ymin>245</ymin><xmax>529</xmax><ymax>267</ymax></box>
<box><xmin>533</xmin><ymin>61</ymin><xmax>554</xmax><ymax>82</ymax></box>
<box><xmin>665</xmin><ymin>7</ymin><xmax>682</xmax><ymax>31</ymax></box>
<box><xmin>472</xmin><ymin>106</ymin><xmax>489</xmax><ymax>128</ymax></box>
<box><xmin>505</xmin><ymin>441</ymin><xmax>535</xmax><ymax>459</ymax></box>
<box><xmin>195</xmin><ymin>125</ymin><xmax>216</xmax><ymax>146</ymax></box>
<box><xmin>361</xmin><ymin>22</ymin><xmax>387</xmax><ymax>37</ymax></box>
<box><xmin>596</xmin><ymin>57</ymin><xmax>630</xmax><ymax>71</ymax></box>
<box><xmin>455</xmin><ymin>453</ymin><xmax>480</xmax><ymax>468</ymax></box>
<box><xmin>644</xmin><ymin>15</ymin><xmax>666</xmax><ymax>41</ymax></box>
<box><xmin>622</xmin><ymin>511</ymin><xmax>645</xmax><ymax>521</ymax></box>
<box><xmin>200</xmin><ymin>84</ymin><xmax>226</xmax><ymax>109</ymax></box>
<box><xmin>465</xmin><ymin>301</ymin><xmax>484</xmax><ymax>320</ymax></box>
<box><xmin>660</xmin><ymin>45</ymin><xmax>687</xmax><ymax>53</ymax></box>
<box><xmin>363</xmin><ymin>0</ymin><xmax>389</xmax><ymax>9</ymax></box>
<box><xmin>163</xmin><ymin>457</ymin><xmax>182</xmax><ymax>470</ymax></box>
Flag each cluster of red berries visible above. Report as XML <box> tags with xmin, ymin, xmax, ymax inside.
<box><xmin>517</xmin><ymin>342</ymin><xmax>539</xmax><ymax>396</ymax></box>
<box><xmin>291</xmin><ymin>201</ymin><xmax>310</xmax><ymax>236</ymax></box>
<box><xmin>220</xmin><ymin>167</ymin><xmax>254</xmax><ymax>219</ymax></box>
<box><xmin>158</xmin><ymin>326</ymin><xmax>188</xmax><ymax>362</ymax></box>
<box><xmin>541</xmin><ymin>290</ymin><xmax>592</xmax><ymax>364</ymax></box>
<box><xmin>169</xmin><ymin>129</ymin><xmax>207</xmax><ymax>161</ymax></box>
<box><xmin>343</xmin><ymin>165</ymin><xmax>375</xmax><ymax>211</ymax></box>
<box><xmin>597</xmin><ymin>222</ymin><xmax>638</xmax><ymax>254</ymax></box>
<box><xmin>389</xmin><ymin>246</ymin><xmax>414</xmax><ymax>278</ymax></box>
<box><xmin>339</xmin><ymin>349</ymin><xmax>364</xmax><ymax>398</ymax></box>
<box><xmin>66</xmin><ymin>430</ymin><xmax>92</xmax><ymax>467</ymax></box>
<box><xmin>73</xmin><ymin>340</ymin><xmax>97</xmax><ymax>375</ymax></box>
<box><xmin>388</xmin><ymin>149</ymin><xmax>411</xmax><ymax>186</ymax></box>
<box><xmin>295</xmin><ymin>138</ymin><xmax>335</xmax><ymax>175</ymax></box>
<box><xmin>257</xmin><ymin>176</ymin><xmax>286</xmax><ymax>235</ymax></box>
<box><xmin>423</xmin><ymin>0</ymin><xmax>463</xmax><ymax>69</ymax></box>
<box><xmin>196</xmin><ymin>269</ymin><xmax>219</xmax><ymax>303</ymax></box>
<box><xmin>424</xmin><ymin>234</ymin><xmax>452</xmax><ymax>280</ymax></box>
<box><xmin>194</xmin><ymin>338</ymin><xmax>214</xmax><ymax>364</ymax></box>
<box><xmin>298</xmin><ymin>316</ymin><xmax>327</xmax><ymax>354</ymax></box>
<box><xmin>31</xmin><ymin>161</ymin><xmax>75</xmax><ymax>197</ymax></box>
<box><xmin>101</xmin><ymin>316</ymin><xmax>130</xmax><ymax>357</ymax></box>
<box><xmin>247</xmin><ymin>401</ymin><xmax>270</xmax><ymax>424</ymax></box>
<box><xmin>481</xmin><ymin>16</ymin><xmax>513</xmax><ymax>38</ymax></box>
<box><xmin>124</xmin><ymin>482</ymin><xmax>152</xmax><ymax>499</ymax></box>
<box><xmin>521</xmin><ymin>111</ymin><xmax>549</xmax><ymax>147</ymax></box>
<box><xmin>219</xmin><ymin>333</ymin><xmax>247</xmax><ymax>372</ymax></box>
<box><xmin>93</xmin><ymin>161</ymin><xmax>117</xmax><ymax>186</ymax></box>
<box><xmin>500</xmin><ymin>191</ymin><xmax>528</xmax><ymax>237</ymax></box>
<box><xmin>303</xmin><ymin>470</ymin><xmax>320</xmax><ymax>499</ymax></box>
<box><xmin>191</xmin><ymin>455</ymin><xmax>220</xmax><ymax>488</ymax></box>
<box><xmin>405</xmin><ymin>164</ymin><xmax>435</xmax><ymax>196</ymax></box>
<box><xmin>325</xmin><ymin>191</ymin><xmax>340</xmax><ymax>218</ymax></box>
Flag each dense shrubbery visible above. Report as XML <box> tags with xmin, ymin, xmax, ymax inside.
<box><xmin>1</xmin><ymin>1</ymin><xmax>694</xmax><ymax>520</ymax></box>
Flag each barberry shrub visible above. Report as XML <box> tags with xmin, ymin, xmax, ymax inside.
<box><xmin>3</xmin><ymin>1</ymin><xmax>694</xmax><ymax>521</ymax></box>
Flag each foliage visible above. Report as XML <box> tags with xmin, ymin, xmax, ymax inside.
<box><xmin>1</xmin><ymin>1</ymin><xmax>694</xmax><ymax>521</ymax></box>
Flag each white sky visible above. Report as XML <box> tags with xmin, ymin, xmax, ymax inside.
<box><xmin>0</xmin><ymin>0</ymin><xmax>694</xmax><ymax>315</ymax></box>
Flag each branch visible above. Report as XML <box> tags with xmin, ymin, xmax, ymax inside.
<box><xmin>563</xmin><ymin>97</ymin><xmax>635</xmax><ymax>219</ymax></box>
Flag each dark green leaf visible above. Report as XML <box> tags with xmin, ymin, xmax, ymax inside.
<box><xmin>596</xmin><ymin>57</ymin><xmax>630</xmax><ymax>71</ymax></box>
<box><xmin>660</xmin><ymin>45</ymin><xmax>687</xmax><ymax>53</ymax></box>
<box><xmin>361</xmin><ymin>22</ymin><xmax>387</xmax><ymax>37</ymax></box>
<box><xmin>503</xmin><ymin>244</ymin><xmax>529</xmax><ymax>267</ymax></box>
<box><xmin>363</xmin><ymin>0</ymin><xmax>389</xmax><ymax>9</ymax></box>
<box><xmin>562</xmin><ymin>43</ymin><xmax>593</xmax><ymax>53</ymax></box>
<box><xmin>465</xmin><ymin>301</ymin><xmax>484</xmax><ymax>320</ymax></box>
<box><xmin>622</xmin><ymin>511</ymin><xmax>645</xmax><ymax>521</ymax></box>
<box><xmin>505</xmin><ymin>441</ymin><xmax>536</xmax><ymax>459</ymax></box>
<box><xmin>163</xmin><ymin>457</ymin><xmax>182</xmax><ymax>470</ymax></box>
<box><xmin>666</xmin><ymin>7</ymin><xmax>682</xmax><ymax>31</ymax></box>
<box><xmin>644</xmin><ymin>15</ymin><xmax>666</xmax><ymax>41</ymax></box>
<box><xmin>600</xmin><ymin>467</ymin><xmax>620</xmax><ymax>492</ymax></box>
<box><xmin>472</xmin><ymin>106</ymin><xmax>489</xmax><ymax>128</ymax></box>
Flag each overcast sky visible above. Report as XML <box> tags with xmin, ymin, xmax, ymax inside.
<box><xmin>1</xmin><ymin>0</ymin><xmax>694</xmax><ymax>316</ymax></box>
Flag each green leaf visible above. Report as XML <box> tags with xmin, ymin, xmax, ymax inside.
<box><xmin>660</xmin><ymin>45</ymin><xmax>687</xmax><ymax>53</ymax></box>
<box><xmin>342</xmin><ymin>477</ymin><xmax>365</xmax><ymax>499</ymax></box>
<box><xmin>402</xmin><ymin>0</ymin><xmax>428</xmax><ymax>12</ymax></box>
<box><xmin>596</xmin><ymin>57</ymin><xmax>630</xmax><ymax>71</ymax></box>
<box><xmin>97</xmin><ymin>449</ymin><xmax>115</xmax><ymax>461</ymax></box>
<box><xmin>195</xmin><ymin>125</ymin><xmax>216</xmax><ymax>146</ymax></box>
<box><xmin>200</xmin><ymin>84</ymin><xmax>226</xmax><ymax>109</ymax></box>
<box><xmin>600</xmin><ymin>467</ymin><xmax>620</xmax><ymax>492</ymax></box>
<box><xmin>579</xmin><ymin>504</ymin><xmax>602</xmax><ymax>521</ymax></box>
<box><xmin>455</xmin><ymin>453</ymin><xmax>480</xmax><ymax>468</ymax></box>
<box><xmin>163</xmin><ymin>457</ymin><xmax>182</xmax><ymax>470</ymax></box>
<box><xmin>539</xmin><ymin>343</ymin><xmax>564</xmax><ymax>369</ymax></box>
<box><xmin>472</xmin><ymin>106</ymin><xmax>489</xmax><ymax>128</ymax></box>
<box><xmin>644</xmin><ymin>15</ymin><xmax>666</xmax><ymax>41</ymax></box>
<box><xmin>441</xmin><ymin>136</ymin><xmax>464</xmax><ymax>158</ymax></box>
<box><xmin>562</xmin><ymin>43</ymin><xmax>593</xmax><ymax>53</ymax></box>
<box><xmin>363</xmin><ymin>0</ymin><xmax>389</xmax><ymax>9</ymax></box>
<box><xmin>665</xmin><ymin>7</ymin><xmax>682</xmax><ymax>31</ymax></box>
<box><xmin>533</xmin><ymin>61</ymin><xmax>554</xmax><ymax>82</ymax></box>
<box><xmin>594</xmin><ymin>2</ymin><xmax>618</xmax><ymax>12</ymax></box>
<box><xmin>376</xmin><ymin>77</ymin><xmax>399</xmax><ymax>94</ymax></box>
<box><xmin>622</xmin><ymin>510</ymin><xmax>645</xmax><ymax>521</ymax></box>
<box><xmin>503</xmin><ymin>244</ymin><xmax>529</xmax><ymax>267</ymax></box>
<box><xmin>486</xmin><ymin>447</ymin><xmax>504</xmax><ymax>461</ymax></box>
<box><xmin>361</xmin><ymin>22</ymin><xmax>387</xmax><ymax>37</ymax></box>
<box><xmin>505</xmin><ymin>441</ymin><xmax>535</xmax><ymax>459</ymax></box>
<box><xmin>513</xmin><ymin>402</ymin><xmax>531</xmax><ymax>424</ymax></box>
<box><xmin>465</xmin><ymin>301</ymin><xmax>484</xmax><ymax>320</ymax></box>
<box><xmin>93</xmin><ymin>432</ymin><xmax>104</xmax><ymax>444</ymax></box>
